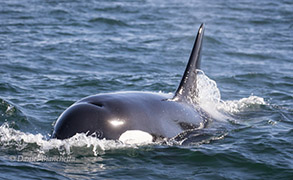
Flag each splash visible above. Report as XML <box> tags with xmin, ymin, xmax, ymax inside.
<box><xmin>0</xmin><ymin>123</ymin><xmax>151</xmax><ymax>156</ymax></box>
<box><xmin>196</xmin><ymin>70</ymin><xmax>221</xmax><ymax>105</ymax></box>
<box><xmin>195</xmin><ymin>70</ymin><xmax>267</xmax><ymax>117</ymax></box>
<box><xmin>194</xmin><ymin>70</ymin><xmax>228</xmax><ymax>121</ymax></box>
<box><xmin>218</xmin><ymin>96</ymin><xmax>267</xmax><ymax>114</ymax></box>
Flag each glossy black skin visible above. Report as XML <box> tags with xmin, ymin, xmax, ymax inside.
<box><xmin>52</xmin><ymin>92</ymin><xmax>202</xmax><ymax>140</ymax></box>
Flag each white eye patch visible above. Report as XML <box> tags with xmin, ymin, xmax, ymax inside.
<box><xmin>119</xmin><ymin>130</ymin><xmax>153</xmax><ymax>144</ymax></box>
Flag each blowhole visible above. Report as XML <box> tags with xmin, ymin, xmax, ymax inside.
<box><xmin>89</xmin><ymin>102</ymin><xmax>104</xmax><ymax>107</ymax></box>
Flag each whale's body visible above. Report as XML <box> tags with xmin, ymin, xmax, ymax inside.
<box><xmin>52</xmin><ymin>92</ymin><xmax>203</xmax><ymax>140</ymax></box>
<box><xmin>52</xmin><ymin>24</ymin><xmax>206</xmax><ymax>141</ymax></box>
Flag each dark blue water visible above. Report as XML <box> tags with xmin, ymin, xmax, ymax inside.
<box><xmin>0</xmin><ymin>0</ymin><xmax>292</xmax><ymax>179</ymax></box>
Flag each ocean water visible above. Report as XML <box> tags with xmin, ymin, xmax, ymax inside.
<box><xmin>0</xmin><ymin>0</ymin><xmax>292</xmax><ymax>179</ymax></box>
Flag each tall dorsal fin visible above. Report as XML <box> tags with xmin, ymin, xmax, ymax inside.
<box><xmin>173</xmin><ymin>23</ymin><xmax>205</xmax><ymax>102</ymax></box>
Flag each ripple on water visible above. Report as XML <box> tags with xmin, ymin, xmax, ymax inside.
<box><xmin>88</xmin><ymin>17</ymin><xmax>129</xmax><ymax>27</ymax></box>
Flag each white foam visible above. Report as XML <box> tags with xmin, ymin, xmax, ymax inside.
<box><xmin>218</xmin><ymin>95</ymin><xmax>267</xmax><ymax>113</ymax></box>
<box><xmin>194</xmin><ymin>70</ymin><xmax>267</xmax><ymax>118</ymax></box>
<box><xmin>0</xmin><ymin>123</ymin><xmax>146</xmax><ymax>156</ymax></box>
<box><xmin>196</xmin><ymin>70</ymin><xmax>221</xmax><ymax>105</ymax></box>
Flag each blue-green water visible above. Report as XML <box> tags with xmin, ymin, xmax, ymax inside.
<box><xmin>0</xmin><ymin>0</ymin><xmax>292</xmax><ymax>179</ymax></box>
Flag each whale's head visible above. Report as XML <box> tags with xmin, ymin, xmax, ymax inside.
<box><xmin>51</xmin><ymin>96</ymin><xmax>129</xmax><ymax>140</ymax></box>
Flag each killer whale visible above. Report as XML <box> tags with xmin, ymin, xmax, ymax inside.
<box><xmin>52</xmin><ymin>23</ymin><xmax>205</xmax><ymax>141</ymax></box>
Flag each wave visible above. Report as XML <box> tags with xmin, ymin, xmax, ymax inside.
<box><xmin>0</xmin><ymin>98</ymin><xmax>30</xmax><ymax>130</ymax></box>
<box><xmin>219</xmin><ymin>96</ymin><xmax>266</xmax><ymax>114</ymax></box>
<box><xmin>196</xmin><ymin>70</ymin><xmax>267</xmax><ymax>118</ymax></box>
<box><xmin>0</xmin><ymin>123</ymin><xmax>152</xmax><ymax>157</ymax></box>
<box><xmin>88</xmin><ymin>17</ymin><xmax>128</xmax><ymax>26</ymax></box>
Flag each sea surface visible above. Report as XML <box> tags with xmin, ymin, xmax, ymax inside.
<box><xmin>0</xmin><ymin>0</ymin><xmax>292</xmax><ymax>179</ymax></box>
